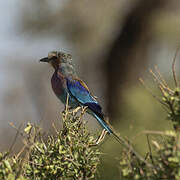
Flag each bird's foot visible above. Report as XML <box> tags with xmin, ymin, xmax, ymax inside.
<box><xmin>89</xmin><ymin>129</ymin><xmax>108</xmax><ymax>147</ymax></box>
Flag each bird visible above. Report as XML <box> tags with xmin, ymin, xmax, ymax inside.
<box><xmin>39</xmin><ymin>51</ymin><xmax>124</xmax><ymax>144</ymax></box>
<box><xmin>39</xmin><ymin>52</ymin><xmax>151</xmax><ymax>166</ymax></box>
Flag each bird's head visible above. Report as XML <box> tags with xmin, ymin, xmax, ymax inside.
<box><xmin>39</xmin><ymin>51</ymin><xmax>72</xmax><ymax>70</ymax></box>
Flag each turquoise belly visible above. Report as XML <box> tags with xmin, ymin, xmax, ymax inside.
<box><xmin>57</xmin><ymin>92</ymin><xmax>79</xmax><ymax>108</ymax></box>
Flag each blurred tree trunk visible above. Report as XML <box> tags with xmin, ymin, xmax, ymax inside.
<box><xmin>105</xmin><ymin>0</ymin><xmax>168</xmax><ymax>123</ymax></box>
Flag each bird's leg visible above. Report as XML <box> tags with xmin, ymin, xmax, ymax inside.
<box><xmin>89</xmin><ymin>129</ymin><xmax>108</xmax><ymax>146</ymax></box>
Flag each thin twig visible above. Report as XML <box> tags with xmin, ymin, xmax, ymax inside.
<box><xmin>16</xmin><ymin>145</ymin><xmax>26</xmax><ymax>159</ymax></box>
<box><xmin>143</xmin><ymin>130</ymin><xmax>174</xmax><ymax>136</ymax></box>
<box><xmin>112</xmin><ymin>132</ymin><xmax>154</xmax><ymax>169</ymax></box>
<box><xmin>154</xmin><ymin>66</ymin><xmax>171</xmax><ymax>91</ymax></box>
<box><xmin>52</xmin><ymin>122</ymin><xmax>58</xmax><ymax>134</ymax></box>
<box><xmin>65</xmin><ymin>94</ymin><xmax>69</xmax><ymax>112</ymax></box>
<box><xmin>146</xmin><ymin>134</ymin><xmax>154</xmax><ymax>165</ymax></box>
<box><xmin>149</xmin><ymin>69</ymin><xmax>173</xmax><ymax>95</ymax></box>
<box><xmin>8</xmin><ymin>123</ymin><xmax>23</xmax><ymax>155</ymax></box>
<box><xmin>79</xmin><ymin>106</ymin><xmax>88</xmax><ymax>121</ymax></box>
<box><xmin>139</xmin><ymin>78</ymin><xmax>169</xmax><ymax>111</ymax></box>
<box><xmin>95</xmin><ymin>129</ymin><xmax>108</xmax><ymax>145</ymax></box>
<box><xmin>172</xmin><ymin>47</ymin><xmax>180</xmax><ymax>87</ymax></box>
<box><xmin>9</xmin><ymin>122</ymin><xmax>25</xmax><ymax>138</ymax></box>
<box><xmin>64</xmin><ymin>94</ymin><xmax>70</xmax><ymax>120</ymax></box>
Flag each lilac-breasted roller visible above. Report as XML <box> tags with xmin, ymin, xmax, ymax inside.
<box><xmin>39</xmin><ymin>51</ymin><xmax>123</xmax><ymax>144</ymax></box>
<box><xmin>40</xmin><ymin>52</ymin><xmax>148</xmax><ymax>162</ymax></box>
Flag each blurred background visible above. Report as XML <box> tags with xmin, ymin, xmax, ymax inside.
<box><xmin>1</xmin><ymin>0</ymin><xmax>180</xmax><ymax>178</ymax></box>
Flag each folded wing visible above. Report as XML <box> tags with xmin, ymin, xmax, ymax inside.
<box><xmin>66</xmin><ymin>78</ymin><xmax>102</xmax><ymax>116</ymax></box>
<box><xmin>66</xmin><ymin>77</ymin><xmax>113</xmax><ymax>133</ymax></box>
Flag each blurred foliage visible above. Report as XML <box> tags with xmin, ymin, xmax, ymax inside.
<box><xmin>0</xmin><ymin>152</ymin><xmax>26</xmax><ymax>180</ymax></box>
<box><xmin>119</xmin><ymin>131</ymin><xmax>180</xmax><ymax>180</ymax></box>
<box><xmin>165</xmin><ymin>87</ymin><xmax>180</xmax><ymax>130</ymax></box>
<box><xmin>147</xmin><ymin>65</ymin><xmax>180</xmax><ymax>131</ymax></box>
<box><xmin>118</xmin><ymin>64</ymin><xmax>180</xmax><ymax>180</ymax></box>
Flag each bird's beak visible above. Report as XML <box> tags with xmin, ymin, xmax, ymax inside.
<box><xmin>39</xmin><ymin>57</ymin><xmax>50</xmax><ymax>63</ymax></box>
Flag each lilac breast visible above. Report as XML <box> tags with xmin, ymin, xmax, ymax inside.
<box><xmin>51</xmin><ymin>71</ymin><xmax>65</xmax><ymax>95</ymax></box>
<box><xmin>51</xmin><ymin>71</ymin><xmax>78</xmax><ymax>107</ymax></box>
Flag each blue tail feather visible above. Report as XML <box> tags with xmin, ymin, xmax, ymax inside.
<box><xmin>93</xmin><ymin>113</ymin><xmax>113</xmax><ymax>134</ymax></box>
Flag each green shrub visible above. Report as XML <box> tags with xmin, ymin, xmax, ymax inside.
<box><xmin>24</xmin><ymin>109</ymin><xmax>100</xmax><ymax>179</ymax></box>
<box><xmin>119</xmin><ymin>65</ymin><xmax>180</xmax><ymax>180</ymax></box>
<box><xmin>0</xmin><ymin>152</ymin><xmax>27</xmax><ymax>180</ymax></box>
<box><xmin>0</xmin><ymin>108</ymin><xmax>100</xmax><ymax>180</ymax></box>
<box><xmin>119</xmin><ymin>131</ymin><xmax>180</xmax><ymax>180</ymax></box>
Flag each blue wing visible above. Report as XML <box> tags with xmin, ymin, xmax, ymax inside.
<box><xmin>66</xmin><ymin>78</ymin><xmax>102</xmax><ymax>115</ymax></box>
<box><xmin>66</xmin><ymin>78</ymin><xmax>113</xmax><ymax>133</ymax></box>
